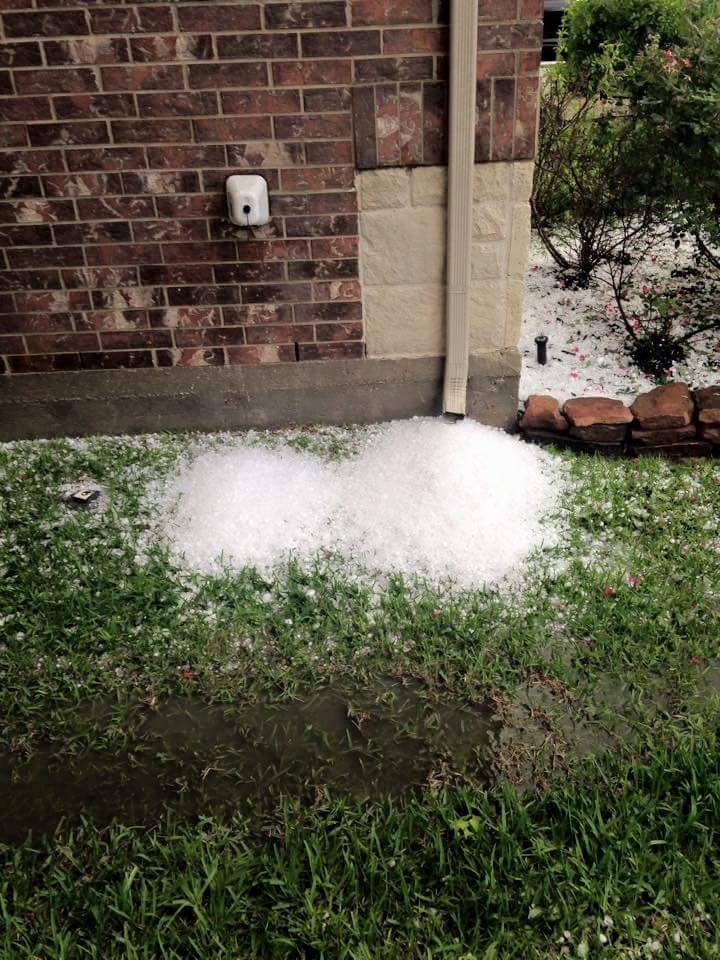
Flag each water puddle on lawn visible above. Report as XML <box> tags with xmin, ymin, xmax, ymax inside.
<box><xmin>0</xmin><ymin>683</ymin><xmax>492</xmax><ymax>844</ymax></box>
<box><xmin>4</xmin><ymin>670</ymin><xmax>705</xmax><ymax>843</ymax></box>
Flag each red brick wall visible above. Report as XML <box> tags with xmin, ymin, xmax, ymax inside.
<box><xmin>0</xmin><ymin>0</ymin><xmax>542</xmax><ymax>375</ymax></box>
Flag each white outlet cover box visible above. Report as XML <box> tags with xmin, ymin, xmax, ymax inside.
<box><xmin>226</xmin><ymin>174</ymin><xmax>270</xmax><ymax>227</ymax></box>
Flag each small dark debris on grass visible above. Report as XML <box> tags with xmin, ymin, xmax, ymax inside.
<box><xmin>62</xmin><ymin>479</ymin><xmax>105</xmax><ymax>510</ymax></box>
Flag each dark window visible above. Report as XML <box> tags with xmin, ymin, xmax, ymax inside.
<box><xmin>543</xmin><ymin>0</ymin><xmax>569</xmax><ymax>61</ymax></box>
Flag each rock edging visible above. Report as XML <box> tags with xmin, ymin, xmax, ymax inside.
<box><xmin>518</xmin><ymin>383</ymin><xmax>720</xmax><ymax>458</ymax></box>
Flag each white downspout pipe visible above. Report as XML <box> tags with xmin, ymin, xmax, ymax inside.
<box><xmin>443</xmin><ymin>0</ymin><xmax>479</xmax><ymax>416</ymax></box>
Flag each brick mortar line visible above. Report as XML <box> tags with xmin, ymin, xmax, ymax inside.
<box><xmin>8</xmin><ymin>334</ymin><xmax>362</xmax><ymax>354</ymax></box>
<box><xmin>2</xmin><ymin>21</ymin><xmax>535</xmax><ymax>42</ymax></box>
<box><xmin>2</xmin><ymin>91</ymin><xmax>516</xmax><ymax>120</ymax></box>
<box><xmin>3</xmin><ymin>282</ymin><xmax>359</xmax><ymax>293</ymax></box>
<box><xmin>3</xmin><ymin>314</ymin><xmax>362</xmax><ymax>325</ymax></box>
<box><xmin>0</xmin><ymin>199</ymin><xmax>360</xmax><ymax>215</ymax></box>
<box><xmin>0</xmin><ymin>228</ymin><xmax>358</xmax><ymax>237</ymax></box>
<box><xmin>0</xmin><ymin>68</ymin><xmax>536</xmax><ymax>90</ymax></box>
<box><xmin>1</xmin><ymin>46</ymin><xmax>539</xmax><ymax>71</ymax></box>
<box><xmin>3</xmin><ymin>293</ymin><xmax>362</xmax><ymax>301</ymax></box>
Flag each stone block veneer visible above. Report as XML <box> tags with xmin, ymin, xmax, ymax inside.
<box><xmin>359</xmin><ymin>161</ymin><xmax>533</xmax><ymax>360</ymax></box>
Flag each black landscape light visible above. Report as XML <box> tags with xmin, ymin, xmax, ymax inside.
<box><xmin>535</xmin><ymin>335</ymin><xmax>548</xmax><ymax>365</ymax></box>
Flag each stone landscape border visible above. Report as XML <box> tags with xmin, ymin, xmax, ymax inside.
<box><xmin>517</xmin><ymin>383</ymin><xmax>720</xmax><ymax>457</ymax></box>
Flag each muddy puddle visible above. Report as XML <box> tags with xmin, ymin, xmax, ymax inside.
<box><xmin>496</xmin><ymin>664</ymin><xmax>720</xmax><ymax>786</ymax></box>
<box><xmin>0</xmin><ymin>683</ymin><xmax>492</xmax><ymax>844</ymax></box>
<box><xmin>3</xmin><ymin>668</ymin><xmax>716</xmax><ymax>844</ymax></box>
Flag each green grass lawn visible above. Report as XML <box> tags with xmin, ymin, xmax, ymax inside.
<box><xmin>0</xmin><ymin>429</ymin><xmax>719</xmax><ymax>958</ymax></box>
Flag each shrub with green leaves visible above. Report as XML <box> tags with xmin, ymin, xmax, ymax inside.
<box><xmin>618</xmin><ymin>277</ymin><xmax>720</xmax><ymax>379</ymax></box>
<box><xmin>608</xmin><ymin>10</ymin><xmax>720</xmax><ymax>264</ymax></box>
<box><xmin>559</xmin><ymin>0</ymin><xmax>688</xmax><ymax>89</ymax></box>
<box><xmin>533</xmin><ymin>0</ymin><xmax>720</xmax><ymax>373</ymax></box>
<box><xmin>532</xmin><ymin>66</ymin><xmax>671</xmax><ymax>278</ymax></box>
